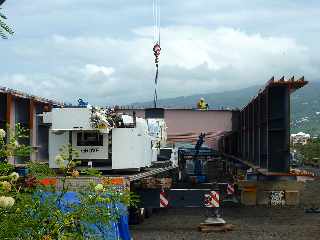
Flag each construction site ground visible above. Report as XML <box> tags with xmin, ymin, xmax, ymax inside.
<box><xmin>131</xmin><ymin>178</ymin><xmax>320</xmax><ymax>240</ymax></box>
<box><xmin>131</xmin><ymin>206</ymin><xmax>320</xmax><ymax>240</ymax></box>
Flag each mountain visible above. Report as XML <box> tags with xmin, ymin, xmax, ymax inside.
<box><xmin>132</xmin><ymin>81</ymin><xmax>320</xmax><ymax>136</ymax></box>
<box><xmin>291</xmin><ymin>81</ymin><xmax>320</xmax><ymax>136</ymax></box>
<box><xmin>132</xmin><ymin>85</ymin><xmax>260</xmax><ymax>109</ymax></box>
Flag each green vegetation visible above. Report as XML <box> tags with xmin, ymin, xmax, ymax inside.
<box><xmin>0</xmin><ymin>123</ymin><xmax>32</xmax><ymax>160</ymax></box>
<box><xmin>0</xmin><ymin>161</ymin><xmax>14</xmax><ymax>176</ymax></box>
<box><xmin>81</xmin><ymin>168</ymin><xmax>102</xmax><ymax>177</ymax></box>
<box><xmin>294</xmin><ymin>138</ymin><xmax>320</xmax><ymax>167</ymax></box>
<box><xmin>0</xmin><ymin>125</ymin><xmax>137</xmax><ymax>239</ymax></box>
<box><xmin>26</xmin><ymin>161</ymin><xmax>56</xmax><ymax>179</ymax></box>
<box><xmin>0</xmin><ymin>9</ymin><xmax>14</xmax><ymax>39</ymax></box>
<box><xmin>290</xmin><ymin>82</ymin><xmax>320</xmax><ymax>136</ymax></box>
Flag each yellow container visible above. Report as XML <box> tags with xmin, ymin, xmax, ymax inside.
<box><xmin>241</xmin><ymin>187</ymin><xmax>257</xmax><ymax>206</ymax></box>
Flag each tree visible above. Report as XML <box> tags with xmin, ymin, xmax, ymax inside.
<box><xmin>0</xmin><ymin>1</ymin><xmax>14</xmax><ymax>39</ymax></box>
<box><xmin>294</xmin><ymin>138</ymin><xmax>320</xmax><ymax>166</ymax></box>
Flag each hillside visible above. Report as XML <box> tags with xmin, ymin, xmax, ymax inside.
<box><xmin>132</xmin><ymin>81</ymin><xmax>320</xmax><ymax>136</ymax></box>
<box><xmin>291</xmin><ymin>81</ymin><xmax>320</xmax><ymax>136</ymax></box>
<box><xmin>132</xmin><ymin>85</ymin><xmax>259</xmax><ymax>109</ymax></box>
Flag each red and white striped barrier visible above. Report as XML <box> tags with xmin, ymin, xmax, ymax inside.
<box><xmin>160</xmin><ymin>190</ymin><xmax>169</xmax><ymax>208</ymax></box>
<box><xmin>204</xmin><ymin>191</ymin><xmax>220</xmax><ymax>208</ymax></box>
<box><xmin>227</xmin><ymin>183</ymin><xmax>235</xmax><ymax>195</ymax></box>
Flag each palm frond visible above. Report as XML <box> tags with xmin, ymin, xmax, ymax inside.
<box><xmin>0</xmin><ymin>31</ymin><xmax>7</xmax><ymax>39</ymax></box>
<box><xmin>0</xmin><ymin>12</ymin><xmax>6</xmax><ymax>19</ymax></box>
<box><xmin>0</xmin><ymin>10</ymin><xmax>13</xmax><ymax>39</ymax></box>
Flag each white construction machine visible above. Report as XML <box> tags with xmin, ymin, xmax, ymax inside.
<box><xmin>42</xmin><ymin>106</ymin><xmax>176</xmax><ymax>171</ymax></box>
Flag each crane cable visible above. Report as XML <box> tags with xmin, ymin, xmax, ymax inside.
<box><xmin>153</xmin><ymin>0</ymin><xmax>161</xmax><ymax>108</ymax></box>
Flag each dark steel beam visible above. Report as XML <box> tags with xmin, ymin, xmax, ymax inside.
<box><xmin>219</xmin><ymin>77</ymin><xmax>308</xmax><ymax>174</ymax></box>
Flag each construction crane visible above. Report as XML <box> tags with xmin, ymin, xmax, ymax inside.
<box><xmin>152</xmin><ymin>0</ymin><xmax>161</xmax><ymax>108</ymax></box>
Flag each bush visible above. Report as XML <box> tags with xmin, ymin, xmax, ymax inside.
<box><xmin>0</xmin><ymin>144</ymin><xmax>137</xmax><ymax>239</ymax></box>
<box><xmin>294</xmin><ymin>138</ymin><xmax>320</xmax><ymax>166</ymax></box>
<box><xmin>26</xmin><ymin>161</ymin><xmax>56</xmax><ymax>179</ymax></box>
<box><xmin>0</xmin><ymin>161</ymin><xmax>14</xmax><ymax>176</ymax></box>
<box><xmin>0</xmin><ymin>123</ymin><xmax>32</xmax><ymax>160</ymax></box>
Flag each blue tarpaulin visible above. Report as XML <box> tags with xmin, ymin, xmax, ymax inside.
<box><xmin>40</xmin><ymin>192</ymin><xmax>131</xmax><ymax>240</ymax></box>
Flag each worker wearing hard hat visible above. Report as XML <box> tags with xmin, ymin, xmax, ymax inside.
<box><xmin>197</xmin><ymin>98</ymin><xmax>209</xmax><ymax>110</ymax></box>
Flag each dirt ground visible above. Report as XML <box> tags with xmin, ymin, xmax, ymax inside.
<box><xmin>131</xmin><ymin>206</ymin><xmax>320</xmax><ymax>240</ymax></box>
<box><xmin>131</xmin><ymin>178</ymin><xmax>320</xmax><ymax>240</ymax></box>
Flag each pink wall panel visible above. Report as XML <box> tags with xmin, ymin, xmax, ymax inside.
<box><xmin>119</xmin><ymin>109</ymin><xmax>233</xmax><ymax>149</ymax></box>
<box><xmin>164</xmin><ymin>110</ymin><xmax>233</xmax><ymax>149</ymax></box>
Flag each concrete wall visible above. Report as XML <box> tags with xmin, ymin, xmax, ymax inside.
<box><xmin>36</xmin><ymin>104</ymin><xmax>50</xmax><ymax>161</ymax></box>
<box><xmin>0</xmin><ymin>92</ymin><xmax>52</xmax><ymax>164</ymax></box>
<box><xmin>0</xmin><ymin>93</ymin><xmax>7</xmax><ymax>130</ymax></box>
<box><xmin>238</xmin><ymin>180</ymin><xmax>305</xmax><ymax>206</ymax></box>
<box><xmin>14</xmin><ymin>97</ymin><xmax>30</xmax><ymax>164</ymax></box>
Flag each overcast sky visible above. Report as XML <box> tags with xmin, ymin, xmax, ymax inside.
<box><xmin>0</xmin><ymin>0</ymin><xmax>319</xmax><ymax>105</ymax></box>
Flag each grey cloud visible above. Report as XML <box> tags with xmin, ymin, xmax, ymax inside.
<box><xmin>0</xmin><ymin>1</ymin><xmax>319</xmax><ymax>105</ymax></box>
